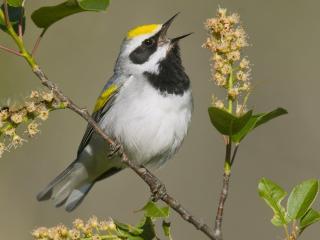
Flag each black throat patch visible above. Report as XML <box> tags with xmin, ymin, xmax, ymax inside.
<box><xmin>144</xmin><ymin>44</ymin><xmax>190</xmax><ymax>96</ymax></box>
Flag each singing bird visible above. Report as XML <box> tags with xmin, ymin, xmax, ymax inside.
<box><xmin>37</xmin><ymin>14</ymin><xmax>193</xmax><ymax>212</ymax></box>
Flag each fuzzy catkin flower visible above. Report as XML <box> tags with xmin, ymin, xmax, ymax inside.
<box><xmin>41</xmin><ymin>91</ymin><xmax>54</xmax><ymax>102</ymax></box>
<box><xmin>88</xmin><ymin>216</ymin><xmax>99</xmax><ymax>228</ymax></box>
<box><xmin>73</xmin><ymin>219</ymin><xmax>84</xmax><ymax>230</ymax></box>
<box><xmin>214</xmin><ymin>100</ymin><xmax>225</xmax><ymax>109</ymax></box>
<box><xmin>236</xmin><ymin>104</ymin><xmax>247</xmax><ymax>116</ymax></box>
<box><xmin>4</xmin><ymin>128</ymin><xmax>15</xmax><ymax>137</ymax></box>
<box><xmin>32</xmin><ymin>227</ymin><xmax>49</xmax><ymax>239</ymax></box>
<box><xmin>10</xmin><ymin>111</ymin><xmax>25</xmax><ymax>124</ymax></box>
<box><xmin>56</xmin><ymin>224</ymin><xmax>68</xmax><ymax>238</ymax></box>
<box><xmin>99</xmin><ymin>219</ymin><xmax>116</xmax><ymax>231</ymax></box>
<box><xmin>0</xmin><ymin>142</ymin><xmax>5</xmax><ymax>158</ymax></box>
<box><xmin>228</xmin><ymin>88</ymin><xmax>239</xmax><ymax>99</ymax></box>
<box><xmin>30</xmin><ymin>90</ymin><xmax>40</xmax><ymax>99</ymax></box>
<box><xmin>203</xmin><ymin>7</ymin><xmax>252</xmax><ymax>111</ymax></box>
<box><xmin>11</xmin><ymin>134</ymin><xmax>25</xmax><ymax>148</ymax></box>
<box><xmin>27</xmin><ymin>122</ymin><xmax>40</xmax><ymax>137</ymax></box>
<box><xmin>37</xmin><ymin>107</ymin><xmax>49</xmax><ymax>121</ymax></box>
<box><xmin>68</xmin><ymin>229</ymin><xmax>80</xmax><ymax>240</ymax></box>
<box><xmin>33</xmin><ymin>217</ymin><xmax>120</xmax><ymax>240</ymax></box>
<box><xmin>0</xmin><ymin>109</ymin><xmax>9</xmax><ymax>121</ymax></box>
<box><xmin>26</xmin><ymin>101</ymin><xmax>37</xmax><ymax>113</ymax></box>
<box><xmin>236</xmin><ymin>70</ymin><xmax>250</xmax><ymax>81</ymax></box>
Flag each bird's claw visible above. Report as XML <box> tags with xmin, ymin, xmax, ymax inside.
<box><xmin>108</xmin><ymin>142</ymin><xmax>123</xmax><ymax>157</ymax></box>
<box><xmin>151</xmin><ymin>181</ymin><xmax>167</xmax><ymax>201</ymax></box>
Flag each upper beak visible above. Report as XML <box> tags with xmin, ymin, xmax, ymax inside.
<box><xmin>159</xmin><ymin>13</ymin><xmax>180</xmax><ymax>41</ymax></box>
<box><xmin>158</xmin><ymin>13</ymin><xmax>193</xmax><ymax>43</ymax></box>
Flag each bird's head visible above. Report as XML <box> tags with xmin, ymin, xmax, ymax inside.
<box><xmin>115</xmin><ymin>13</ymin><xmax>192</xmax><ymax>77</ymax></box>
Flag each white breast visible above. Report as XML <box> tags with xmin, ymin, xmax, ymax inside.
<box><xmin>100</xmin><ymin>76</ymin><xmax>193</xmax><ymax>168</ymax></box>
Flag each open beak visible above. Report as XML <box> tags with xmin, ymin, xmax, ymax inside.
<box><xmin>158</xmin><ymin>13</ymin><xmax>193</xmax><ymax>43</ymax></box>
<box><xmin>171</xmin><ymin>32</ymin><xmax>193</xmax><ymax>44</ymax></box>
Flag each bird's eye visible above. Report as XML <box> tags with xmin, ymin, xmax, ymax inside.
<box><xmin>143</xmin><ymin>38</ymin><xmax>155</xmax><ymax>47</ymax></box>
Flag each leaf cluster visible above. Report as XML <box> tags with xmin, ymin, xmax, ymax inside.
<box><xmin>0</xmin><ymin>0</ymin><xmax>110</xmax><ymax>35</ymax></box>
<box><xmin>208</xmin><ymin>107</ymin><xmax>287</xmax><ymax>143</ymax></box>
<box><xmin>115</xmin><ymin>201</ymin><xmax>172</xmax><ymax>240</ymax></box>
<box><xmin>32</xmin><ymin>201</ymin><xmax>173</xmax><ymax>240</ymax></box>
<box><xmin>258</xmin><ymin>178</ymin><xmax>320</xmax><ymax>237</ymax></box>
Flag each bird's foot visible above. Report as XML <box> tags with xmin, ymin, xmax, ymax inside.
<box><xmin>151</xmin><ymin>180</ymin><xmax>167</xmax><ymax>201</ymax></box>
<box><xmin>108</xmin><ymin>142</ymin><xmax>123</xmax><ymax>157</ymax></box>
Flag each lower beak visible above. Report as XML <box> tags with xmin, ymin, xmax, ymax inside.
<box><xmin>171</xmin><ymin>32</ymin><xmax>194</xmax><ymax>44</ymax></box>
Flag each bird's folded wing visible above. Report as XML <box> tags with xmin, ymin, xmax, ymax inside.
<box><xmin>77</xmin><ymin>79</ymin><xmax>120</xmax><ymax>155</ymax></box>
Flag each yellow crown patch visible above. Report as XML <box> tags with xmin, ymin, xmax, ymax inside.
<box><xmin>127</xmin><ymin>24</ymin><xmax>160</xmax><ymax>39</ymax></box>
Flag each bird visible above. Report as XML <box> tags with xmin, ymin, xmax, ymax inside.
<box><xmin>37</xmin><ymin>13</ymin><xmax>193</xmax><ymax>212</ymax></box>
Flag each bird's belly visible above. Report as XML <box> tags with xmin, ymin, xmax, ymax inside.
<box><xmin>101</xmin><ymin>89</ymin><xmax>192</xmax><ymax>167</ymax></box>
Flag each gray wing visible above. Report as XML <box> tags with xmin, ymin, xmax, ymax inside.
<box><xmin>76</xmin><ymin>82</ymin><xmax>120</xmax><ymax>156</ymax></box>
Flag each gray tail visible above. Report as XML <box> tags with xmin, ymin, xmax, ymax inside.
<box><xmin>37</xmin><ymin>162</ymin><xmax>93</xmax><ymax>212</ymax></box>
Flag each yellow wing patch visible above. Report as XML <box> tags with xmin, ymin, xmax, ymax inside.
<box><xmin>127</xmin><ymin>24</ymin><xmax>160</xmax><ymax>39</ymax></box>
<box><xmin>93</xmin><ymin>84</ymin><xmax>118</xmax><ymax>112</ymax></box>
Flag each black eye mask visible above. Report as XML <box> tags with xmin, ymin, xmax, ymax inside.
<box><xmin>129</xmin><ymin>34</ymin><xmax>159</xmax><ymax>64</ymax></box>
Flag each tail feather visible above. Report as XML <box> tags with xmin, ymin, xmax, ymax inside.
<box><xmin>37</xmin><ymin>162</ymin><xmax>75</xmax><ymax>201</ymax></box>
<box><xmin>52</xmin><ymin>181</ymin><xmax>73</xmax><ymax>207</ymax></box>
<box><xmin>37</xmin><ymin>161</ymin><xmax>92</xmax><ymax>211</ymax></box>
<box><xmin>65</xmin><ymin>183</ymin><xmax>93</xmax><ymax>212</ymax></box>
<box><xmin>37</xmin><ymin>161</ymin><xmax>122</xmax><ymax>211</ymax></box>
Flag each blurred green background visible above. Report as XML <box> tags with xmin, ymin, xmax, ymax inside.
<box><xmin>0</xmin><ymin>0</ymin><xmax>319</xmax><ymax>239</ymax></box>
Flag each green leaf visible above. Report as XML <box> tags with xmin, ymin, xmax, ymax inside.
<box><xmin>7</xmin><ymin>0</ymin><xmax>23</xmax><ymax>7</ymax></box>
<box><xmin>0</xmin><ymin>4</ymin><xmax>25</xmax><ymax>35</ymax></box>
<box><xmin>142</xmin><ymin>201</ymin><xmax>170</xmax><ymax>218</ymax></box>
<box><xmin>287</xmin><ymin>179</ymin><xmax>319</xmax><ymax>220</ymax></box>
<box><xmin>232</xmin><ymin>108</ymin><xmax>288</xmax><ymax>143</ymax></box>
<box><xmin>162</xmin><ymin>221</ymin><xmax>173</xmax><ymax>240</ymax></box>
<box><xmin>31</xmin><ymin>1</ymin><xmax>84</xmax><ymax>29</ymax></box>
<box><xmin>231</xmin><ymin>115</ymin><xmax>260</xmax><ymax>142</ymax></box>
<box><xmin>116</xmin><ymin>228</ymin><xmax>144</xmax><ymax>240</ymax></box>
<box><xmin>136</xmin><ymin>217</ymin><xmax>156</xmax><ymax>240</ymax></box>
<box><xmin>0</xmin><ymin>9</ymin><xmax>4</xmax><ymax>26</ymax></box>
<box><xmin>208</xmin><ymin>107</ymin><xmax>252</xmax><ymax>136</ymax></box>
<box><xmin>77</xmin><ymin>0</ymin><xmax>110</xmax><ymax>10</ymax></box>
<box><xmin>31</xmin><ymin>0</ymin><xmax>110</xmax><ymax>30</ymax></box>
<box><xmin>114</xmin><ymin>220</ymin><xmax>143</xmax><ymax>235</ymax></box>
<box><xmin>254</xmin><ymin>108</ymin><xmax>288</xmax><ymax>128</ymax></box>
<box><xmin>300</xmin><ymin>208</ymin><xmax>320</xmax><ymax>232</ymax></box>
<box><xmin>258</xmin><ymin>178</ymin><xmax>289</xmax><ymax>227</ymax></box>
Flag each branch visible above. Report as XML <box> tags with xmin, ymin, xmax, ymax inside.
<box><xmin>33</xmin><ymin>66</ymin><xmax>216</xmax><ymax>240</ymax></box>
<box><xmin>4</xmin><ymin>21</ymin><xmax>216</xmax><ymax>240</ymax></box>
<box><xmin>213</xmin><ymin>140</ymin><xmax>232</xmax><ymax>240</ymax></box>
<box><xmin>0</xmin><ymin>44</ymin><xmax>22</xmax><ymax>56</ymax></box>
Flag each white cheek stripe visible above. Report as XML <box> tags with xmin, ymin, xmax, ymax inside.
<box><xmin>139</xmin><ymin>45</ymin><xmax>168</xmax><ymax>74</ymax></box>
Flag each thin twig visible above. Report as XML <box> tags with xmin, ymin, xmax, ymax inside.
<box><xmin>230</xmin><ymin>144</ymin><xmax>239</xmax><ymax>166</ymax></box>
<box><xmin>213</xmin><ymin>140</ymin><xmax>232</xmax><ymax>240</ymax></box>
<box><xmin>18</xmin><ymin>7</ymin><xmax>24</xmax><ymax>39</ymax></box>
<box><xmin>3</xmin><ymin>0</ymin><xmax>10</xmax><ymax>27</ymax></box>
<box><xmin>32</xmin><ymin>29</ymin><xmax>46</xmax><ymax>56</ymax></box>
<box><xmin>213</xmin><ymin>172</ymin><xmax>231</xmax><ymax>240</ymax></box>
<box><xmin>0</xmin><ymin>44</ymin><xmax>22</xmax><ymax>56</ymax></box>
